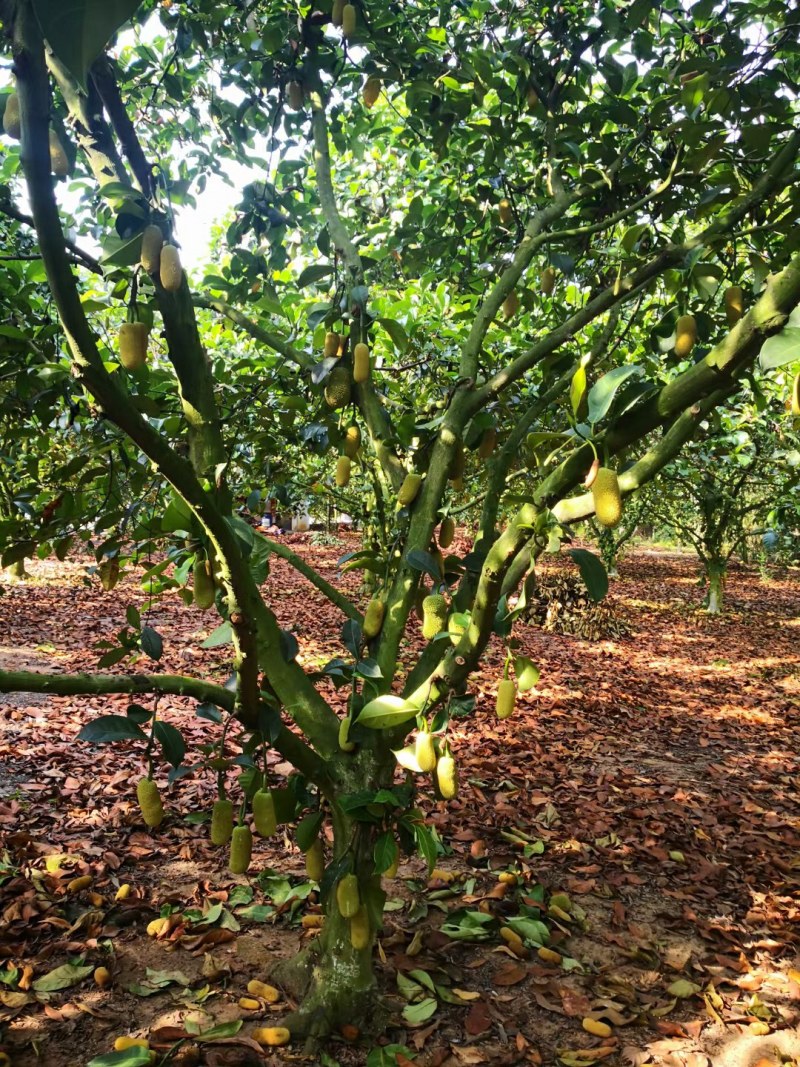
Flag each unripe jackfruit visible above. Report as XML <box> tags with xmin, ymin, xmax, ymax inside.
<box><xmin>229</xmin><ymin>825</ymin><xmax>252</xmax><ymax>874</ymax></box>
<box><xmin>499</xmin><ymin>199</ymin><xmax>512</xmax><ymax>224</ymax></box>
<box><xmin>503</xmin><ymin>291</ymin><xmax>519</xmax><ymax>319</ymax></box>
<box><xmin>540</xmin><ymin>266</ymin><xmax>555</xmax><ymax>295</ymax></box>
<box><xmin>362</xmin><ymin>597</ymin><xmax>385</xmax><ymax>638</ymax></box>
<box><xmin>592</xmin><ymin>467</ymin><xmax>622</xmax><ymax>529</ymax></box>
<box><xmin>439</xmin><ymin>516</ymin><xmax>455</xmax><ymax>549</ymax></box>
<box><xmin>436</xmin><ymin>755</ymin><xmax>458</xmax><ymax>799</ymax></box>
<box><xmin>363</xmin><ymin>76</ymin><xmax>381</xmax><ymax>108</ymax></box>
<box><xmin>675</xmin><ymin>314</ymin><xmax>697</xmax><ymax>358</ymax></box>
<box><xmin>3</xmin><ymin>93</ymin><xmax>20</xmax><ymax>139</ymax></box>
<box><xmin>118</xmin><ymin>322</ymin><xmax>149</xmax><ymax>372</ymax></box>
<box><xmin>193</xmin><ymin>560</ymin><xmax>215</xmax><ymax>610</ymax></box>
<box><xmin>210</xmin><ymin>798</ymin><xmax>234</xmax><ymax>846</ymax></box>
<box><xmin>422</xmin><ymin>594</ymin><xmax>448</xmax><ymax>639</ymax></box>
<box><xmin>496</xmin><ymin>678</ymin><xmax>516</xmax><ymax>720</ymax></box>
<box><xmin>353</xmin><ymin>342</ymin><xmax>370</xmax><ymax>383</ymax></box>
<box><xmin>325</xmin><ymin>366</ymin><xmax>352</xmax><ymax>408</ymax></box>
<box><xmin>349</xmin><ymin>907</ymin><xmax>370</xmax><ymax>950</ymax></box>
<box><xmin>323</xmin><ymin>331</ymin><xmax>340</xmax><ymax>357</ymax></box>
<box><xmin>332</xmin><ymin>0</ymin><xmax>345</xmax><ymax>26</ymax></box>
<box><xmin>335</xmin><ymin>455</ymin><xmax>352</xmax><ymax>487</ymax></box>
<box><xmin>342</xmin><ymin>3</ymin><xmax>357</xmax><ymax>37</ymax></box>
<box><xmin>792</xmin><ymin>373</ymin><xmax>800</xmax><ymax>416</ymax></box>
<box><xmin>338</xmin><ymin>715</ymin><xmax>355</xmax><ymax>752</ymax></box>
<box><xmin>305</xmin><ymin>838</ymin><xmax>324</xmax><ymax>882</ymax></box>
<box><xmin>253</xmin><ymin>789</ymin><xmax>276</xmax><ymax>837</ymax></box>
<box><xmin>140</xmin><ymin>225</ymin><xmax>163</xmax><ymax>274</ymax></box>
<box><xmin>478</xmin><ymin>427</ymin><xmax>497</xmax><ymax>459</ymax></box>
<box><xmin>397</xmin><ymin>472</ymin><xmax>422</xmax><ymax>506</ymax></box>
<box><xmin>137</xmin><ymin>777</ymin><xmax>164</xmax><ymax>828</ymax></box>
<box><xmin>415</xmin><ymin>732</ymin><xmax>437</xmax><ymax>773</ymax></box>
<box><xmin>287</xmin><ymin>81</ymin><xmax>304</xmax><ymax>111</ymax></box>
<box><xmin>343</xmin><ymin>423</ymin><xmax>361</xmax><ymax>458</ymax></box>
<box><xmin>49</xmin><ymin>128</ymin><xmax>69</xmax><ymax>176</ymax></box>
<box><xmin>336</xmin><ymin>873</ymin><xmax>361</xmax><ymax>918</ymax></box>
<box><xmin>724</xmin><ymin>285</ymin><xmax>744</xmax><ymax>326</ymax></box>
<box><xmin>160</xmin><ymin>244</ymin><xmax>183</xmax><ymax>292</ymax></box>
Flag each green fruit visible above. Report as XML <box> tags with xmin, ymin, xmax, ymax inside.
<box><xmin>287</xmin><ymin>80</ymin><xmax>304</xmax><ymax>110</ymax></box>
<box><xmin>332</xmin><ymin>0</ymin><xmax>344</xmax><ymax>25</ymax></box>
<box><xmin>338</xmin><ymin>715</ymin><xmax>355</xmax><ymax>752</ymax></box>
<box><xmin>193</xmin><ymin>561</ymin><xmax>216</xmax><ymax>610</ymax></box>
<box><xmin>140</xmin><ymin>224</ymin><xmax>163</xmax><ymax>274</ymax></box>
<box><xmin>210</xmin><ymin>799</ymin><xmax>234</xmax><ymax>846</ymax></box>
<box><xmin>118</xmin><ymin>322</ymin><xmax>149</xmax><ymax>371</ymax></box>
<box><xmin>353</xmin><ymin>342</ymin><xmax>370</xmax><ymax>383</ymax></box>
<box><xmin>540</xmin><ymin>266</ymin><xmax>556</xmax><ymax>295</ymax></box>
<box><xmin>342</xmin><ymin>2</ymin><xmax>357</xmax><ymax>37</ymax></box>
<box><xmin>336</xmin><ymin>873</ymin><xmax>361</xmax><ymax>918</ymax></box>
<box><xmin>478</xmin><ymin>428</ymin><xmax>497</xmax><ymax>459</ymax></box>
<box><xmin>550</xmin><ymin>892</ymin><xmax>572</xmax><ymax>913</ymax></box>
<box><xmin>496</xmin><ymin>678</ymin><xmax>516</xmax><ymax>720</ymax></box>
<box><xmin>349</xmin><ymin>907</ymin><xmax>370</xmax><ymax>949</ymax></box>
<box><xmin>439</xmin><ymin>516</ymin><xmax>455</xmax><ymax>549</ymax></box>
<box><xmin>305</xmin><ymin>838</ymin><xmax>324</xmax><ymax>882</ymax></box>
<box><xmin>397</xmin><ymin>472</ymin><xmax>422</xmax><ymax>506</ymax></box>
<box><xmin>325</xmin><ymin>366</ymin><xmax>352</xmax><ymax>409</ymax></box>
<box><xmin>724</xmin><ymin>285</ymin><xmax>744</xmax><ymax>326</ymax></box>
<box><xmin>343</xmin><ymin>424</ymin><xmax>361</xmax><ymax>458</ymax></box>
<box><xmin>449</xmin><ymin>445</ymin><xmax>465</xmax><ymax>482</ymax></box>
<box><xmin>335</xmin><ymin>455</ymin><xmax>352</xmax><ymax>487</ymax></box>
<box><xmin>253</xmin><ymin>790</ymin><xmax>276</xmax><ymax>837</ymax></box>
<box><xmin>362</xmin><ymin>597</ymin><xmax>385</xmax><ymax>639</ymax></box>
<box><xmin>591</xmin><ymin>467</ymin><xmax>622</xmax><ymax>529</ymax></box>
<box><xmin>229</xmin><ymin>825</ymin><xmax>253</xmax><ymax>874</ymax></box>
<box><xmin>422</xmin><ymin>594</ymin><xmax>448</xmax><ymax>640</ymax></box>
<box><xmin>160</xmin><ymin>244</ymin><xmax>183</xmax><ymax>292</ymax></box>
<box><xmin>448</xmin><ymin>612</ymin><xmax>468</xmax><ymax>645</ymax></box>
<box><xmin>3</xmin><ymin>92</ymin><xmax>20</xmax><ymax>139</ymax></box>
<box><xmin>49</xmin><ymin>128</ymin><xmax>69</xmax><ymax>176</ymax></box>
<box><xmin>436</xmin><ymin>755</ymin><xmax>458</xmax><ymax>799</ymax></box>
<box><xmin>675</xmin><ymin>314</ymin><xmax>697</xmax><ymax>358</ymax></box>
<box><xmin>792</xmin><ymin>373</ymin><xmax>800</xmax><ymax>416</ymax></box>
<box><xmin>498</xmin><ymin>198</ymin><xmax>512</xmax><ymax>224</ymax></box>
<box><xmin>323</xmin><ymin>330</ymin><xmax>340</xmax><ymax>357</ymax></box>
<box><xmin>137</xmin><ymin>777</ymin><xmax>164</xmax><ymax>828</ymax></box>
<box><xmin>362</xmin><ymin>76</ymin><xmax>381</xmax><ymax>108</ymax></box>
<box><xmin>503</xmin><ymin>291</ymin><xmax>519</xmax><ymax>319</ymax></box>
<box><xmin>415</xmin><ymin>732</ymin><xmax>437</xmax><ymax>773</ymax></box>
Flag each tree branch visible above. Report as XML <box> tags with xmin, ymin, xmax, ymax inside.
<box><xmin>257</xmin><ymin>532</ymin><xmax>362</xmax><ymax>623</ymax></box>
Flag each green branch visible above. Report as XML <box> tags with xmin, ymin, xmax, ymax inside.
<box><xmin>194</xmin><ymin>296</ymin><xmax>310</xmax><ymax>369</ymax></box>
<box><xmin>257</xmin><ymin>532</ymin><xmax>362</xmax><ymax>623</ymax></box>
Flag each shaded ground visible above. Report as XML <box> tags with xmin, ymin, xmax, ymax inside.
<box><xmin>0</xmin><ymin>544</ymin><xmax>799</xmax><ymax>1067</ymax></box>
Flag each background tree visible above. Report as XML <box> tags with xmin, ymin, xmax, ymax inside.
<box><xmin>0</xmin><ymin>0</ymin><xmax>799</xmax><ymax>1043</ymax></box>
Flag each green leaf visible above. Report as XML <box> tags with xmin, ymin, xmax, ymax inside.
<box><xmin>357</xmin><ymin>695</ymin><xmax>417</xmax><ymax>730</ymax></box>
<box><xmin>413</xmin><ymin>823</ymin><xmax>438</xmax><ymax>876</ymax></box>
<box><xmin>367</xmin><ymin>1046</ymin><xmax>415</xmax><ymax>1067</ymax></box>
<box><xmin>296</xmin><ymin>264</ymin><xmax>331</xmax><ymax>287</ymax></box>
<box><xmin>87</xmin><ymin>1050</ymin><xmax>152</xmax><ymax>1067</ymax></box>
<box><xmin>202</xmin><ymin>622</ymin><xmax>233</xmax><ymax>648</ymax></box>
<box><xmin>32</xmin><ymin>962</ymin><xmax>93</xmax><ymax>992</ymax></box>
<box><xmin>374</xmin><ymin>831</ymin><xmax>399</xmax><ymax>874</ymax></box>
<box><xmin>153</xmin><ymin>721</ymin><xmax>185</xmax><ymax>767</ymax></box>
<box><xmin>667</xmin><ymin>978</ymin><xmax>701</xmax><ymax>998</ymax></box>
<box><xmin>402</xmin><ymin>996</ymin><xmax>438</xmax><ymax>1025</ymax></box>
<box><xmin>587</xmin><ymin>365</ymin><xmax>641</xmax><ymax>424</ymax></box>
<box><xmin>567</xmin><ymin>548</ymin><xmax>608</xmax><ymax>603</ymax></box>
<box><xmin>140</xmin><ymin>625</ymin><xmax>163</xmax><ymax>661</ymax></box>
<box><xmin>570</xmin><ymin>365</ymin><xmax>586</xmax><ymax>417</ymax></box>
<box><xmin>514</xmin><ymin>656</ymin><xmax>540</xmax><ymax>692</ymax></box>
<box><xmin>194</xmin><ymin>1019</ymin><xmax>243</xmax><ymax>1042</ymax></box>
<box><xmin>32</xmin><ymin>0</ymin><xmax>144</xmax><ymax>88</ymax></box>
<box><xmin>759</xmin><ymin>328</ymin><xmax>800</xmax><ymax>370</ymax></box>
<box><xmin>295</xmin><ymin>811</ymin><xmax>324</xmax><ymax>853</ymax></box>
<box><xmin>78</xmin><ymin>715</ymin><xmax>148</xmax><ymax>743</ymax></box>
<box><xmin>378</xmin><ymin>317</ymin><xmax>409</xmax><ymax>352</ymax></box>
<box><xmin>405</xmin><ymin>548</ymin><xmax>442</xmax><ymax>581</ymax></box>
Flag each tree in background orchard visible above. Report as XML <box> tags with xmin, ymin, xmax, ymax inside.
<box><xmin>1</xmin><ymin>0</ymin><xmax>800</xmax><ymax>1042</ymax></box>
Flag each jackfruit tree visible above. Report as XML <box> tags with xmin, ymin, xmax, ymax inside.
<box><xmin>0</xmin><ymin>0</ymin><xmax>799</xmax><ymax>1043</ymax></box>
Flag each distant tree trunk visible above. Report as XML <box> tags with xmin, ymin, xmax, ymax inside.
<box><xmin>704</xmin><ymin>557</ymin><xmax>726</xmax><ymax>614</ymax></box>
<box><xmin>5</xmin><ymin>560</ymin><xmax>29</xmax><ymax>580</ymax></box>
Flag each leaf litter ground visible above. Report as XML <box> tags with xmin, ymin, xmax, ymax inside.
<box><xmin>0</xmin><ymin>543</ymin><xmax>799</xmax><ymax>1067</ymax></box>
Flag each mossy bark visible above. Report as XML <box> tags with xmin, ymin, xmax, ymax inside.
<box><xmin>704</xmin><ymin>558</ymin><xmax>726</xmax><ymax>614</ymax></box>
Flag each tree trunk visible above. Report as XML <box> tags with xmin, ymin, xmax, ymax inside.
<box><xmin>5</xmin><ymin>560</ymin><xmax>29</xmax><ymax>580</ymax></box>
<box><xmin>705</xmin><ymin>558</ymin><xmax>726</xmax><ymax>614</ymax></box>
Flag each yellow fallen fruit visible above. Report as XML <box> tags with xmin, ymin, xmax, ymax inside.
<box><xmin>94</xmin><ymin>966</ymin><xmax>112</xmax><ymax>987</ymax></box>
<box><xmin>548</xmin><ymin>904</ymin><xmax>572</xmax><ymax>923</ymax></box>
<box><xmin>238</xmin><ymin>996</ymin><xmax>261</xmax><ymax>1010</ymax></box>
<box><xmin>748</xmin><ymin>1021</ymin><xmax>770</xmax><ymax>1036</ymax></box>
<box><xmin>430</xmin><ymin>867</ymin><xmax>455</xmax><ymax>883</ymax></box>
<box><xmin>301</xmin><ymin>913</ymin><xmax>324</xmax><ymax>929</ymax></box>
<box><xmin>247</xmin><ymin>980</ymin><xmax>280</xmax><ymax>1003</ymax></box>
<box><xmin>500</xmin><ymin>926</ymin><xmax>523</xmax><ymax>948</ymax></box>
<box><xmin>115</xmin><ymin>883</ymin><xmax>132</xmax><ymax>901</ymax></box>
<box><xmin>147</xmin><ymin>917</ymin><xmax>168</xmax><ymax>937</ymax></box>
<box><xmin>252</xmin><ymin>1027</ymin><xmax>291</xmax><ymax>1047</ymax></box>
<box><xmin>67</xmin><ymin>875</ymin><xmax>93</xmax><ymax>893</ymax></box>
<box><xmin>582</xmin><ymin>1018</ymin><xmax>612</xmax><ymax>1038</ymax></box>
<box><xmin>497</xmin><ymin>872</ymin><xmax>517</xmax><ymax>885</ymax></box>
<box><xmin>537</xmin><ymin>947</ymin><xmax>561</xmax><ymax>964</ymax></box>
<box><xmin>114</xmin><ymin>1037</ymin><xmax>150</xmax><ymax>1051</ymax></box>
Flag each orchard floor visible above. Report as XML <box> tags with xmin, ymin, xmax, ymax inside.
<box><xmin>1</xmin><ymin>541</ymin><xmax>799</xmax><ymax>1067</ymax></box>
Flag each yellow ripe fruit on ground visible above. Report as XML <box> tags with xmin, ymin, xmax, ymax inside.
<box><xmin>114</xmin><ymin>1037</ymin><xmax>149</xmax><ymax>1051</ymax></box>
<box><xmin>503</xmin><ymin>291</ymin><xmax>519</xmax><ymax>319</ymax></box>
<box><xmin>362</xmin><ymin>597</ymin><xmax>385</xmax><ymax>638</ymax></box>
<box><xmin>301</xmin><ymin>913</ymin><xmax>324</xmax><ymax>928</ymax></box>
<box><xmin>210</xmin><ymin>798</ymin><xmax>234</xmax><ymax>846</ymax></box>
<box><xmin>332</xmin><ymin>0</ymin><xmax>345</xmax><ymax>25</ymax></box>
<box><xmin>591</xmin><ymin>467</ymin><xmax>622</xmax><ymax>529</ymax></box>
<box><xmin>342</xmin><ymin>3</ymin><xmax>357</xmax><ymax>37</ymax></box>
<box><xmin>49</xmin><ymin>128</ymin><xmax>70</xmax><ymax>176</ymax></box>
<box><xmin>3</xmin><ymin>93</ymin><xmax>20</xmax><ymax>139</ymax></box>
<box><xmin>439</xmin><ymin>516</ymin><xmax>455</xmax><ymax>549</ymax></box>
<box><xmin>119</xmin><ymin>322</ymin><xmax>149</xmax><ymax>372</ymax></box>
<box><xmin>724</xmin><ymin>285</ymin><xmax>744</xmax><ymax>325</ymax></box>
<box><xmin>363</xmin><ymin>76</ymin><xmax>381</xmax><ymax>108</ymax></box>
<box><xmin>397</xmin><ymin>472</ymin><xmax>422</xmax><ymax>506</ymax></box>
<box><xmin>229</xmin><ymin>825</ymin><xmax>253</xmax><ymax>874</ymax></box>
<box><xmin>146</xmin><ymin>917</ymin><xmax>167</xmax><ymax>937</ymax></box>
<box><xmin>353</xmin><ymin>342</ymin><xmax>370</xmax><ymax>383</ymax></box>
<box><xmin>422</xmin><ymin>594</ymin><xmax>448</xmax><ymax>640</ymax></box>
<box><xmin>343</xmin><ymin>423</ymin><xmax>361</xmax><ymax>458</ymax></box>
<box><xmin>325</xmin><ymin>366</ymin><xmax>352</xmax><ymax>408</ymax></box>
<box><xmin>349</xmin><ymin>907</ymin><xmax>370</xmax><ymax>950</ymax></box>
<box><xmin>140</xmin><ymin>224</ymin><xmax>163</xmax><ymax>273</ymax></box>
<box><xmin>137</xmin><ymin>777</ymin><xmax>164</xmax><ymax>828</ymax></box>
<box><xmin>537</xmin><ymin>946</ymin><xmax>562</xmax><ymax>965</ymax></box>
<box><xmin>115</xmin><ymin>883</ymin><xmax>132</xmax><ymax>901</ymax></box>
<box><xmin>68</xmin><ymin>875</ymin><xmax>93</xmax><ymax>893</ymax></box>
<box><xmin>94</xmin><ymin>966</ymin><xmax>112</xmax><ymax>988</ymax></box>
<box><xmin>247</xmin><ymin>980</ymin><xmax>280</xmax><ymax>1003</ymax></box>
<box><xmin>252</xmin><ymin>1028</ymin><xmax>291</xmax><ymax>1047</ymax></box>
<box><xmin>335</xmin><ymin>455</ymin><xmax>352</xmax><ymax>488</ymax></box>
<box><xmin>323</xmin><ymin>330</ymin><xmax>340</xmax><ymax>357</ymax></box>
<box><xmin>582</xmin><ymin>1018</ymin><xmax>612</xmax><ymax>1038</ymax></box>
<box><xmin>238</xmin><ymin>996</ymin><xmax>260</xmax><ymax>1010</ymax></box>
<box><xmin>415</xmin><ymin>732</ymin><xmax>437</xmax><ymax>773</ymax></box>
<box><xmin>336</xmin><ymin>873</ymin><xmax>361</xmax><ymax>919</ymax></box>
<box><xmin>496</xmin><ymin>678</ymin><xmax>516</xmax><ymax>720</ymax></box>
<box><xmin>478</xmin><ymin>427</ymin><xmax>497</xmax><ymax>459</ymax></box>
<box><xmin>305</xmin><ymin>838</ymin><xmax>324</xmax><ymax>882</ymax></box>
<box><xmin>498</xmin><ymin>198</ymin><xmax>513</xmax><ymax>224</ymax></box>
<box><xmin>160</xmin><ymin>244</ymin><xmax>183</xmax><ymax>292</ymax></box>
<box><xmin>436</xmin><ymin>755</ymin><xmax>458</xmax><ymax>799</ymax></box>
<box><xmin>674</xmin><ymin>314</ymin><xmax>697</xmax><ymax>357</ymax></box>
<box><xmin>252</xmin><ymin>789</ymin><xmax>276</xmax><ymax>837</ymax></box>
<box><xmin>287</xmin><ymin>81</ymin><xmax>304</xmax><ymax>110</ymax></box>
<box><xmin>193</xmin><ymin>560</ymin><xmax>215</xmax><ymax>610</ymax></box>
<box><xmin>540</xmin><ymin>266</ymin><xmax>556</xmax><ymax>295</ymax></box>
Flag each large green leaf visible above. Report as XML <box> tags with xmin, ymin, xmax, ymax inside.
<box><xmin>759</xmin><ymin>329</ymin><xmax>800</xmax><ymax>370</ymax></box>
<box><xmin>32</xmin><ymin>0</ymin><xmax>144</xmax><ymax>87</ymax></box>
<box><xmin>587</xmin><ymin>366</ymin><xmax>641</xmax><ymax>424</ymax></box>
<box><xmin>567</xmin><ymin>548</ymin><xmax>608</xmax><ymax>603</ymax></box>
<box><xmin>78</xmin><ymin>715</ymin><xmax>148</xmax><ymax>743</ymax></box>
